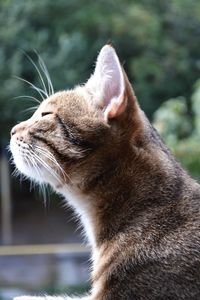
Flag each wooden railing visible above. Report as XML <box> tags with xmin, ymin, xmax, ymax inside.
<box><xmin>0</xmin><ymin>243</ymin><xmax>90</xmax><ymax>256</ymax></box>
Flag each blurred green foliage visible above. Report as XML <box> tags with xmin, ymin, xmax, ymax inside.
<box><xmin>1</xmin><ymin>0</ymin><xmax>200</xmax><ymax>144</ymax></box>
<box><xmin>154</xmin><ymin>80</ymin><xmax>200</xmax><ymax>179</ymax></box>
<box><xmin>1</xmin><ymin>0</ymin><xmax>200</xmax><ymax>177</ymax></box>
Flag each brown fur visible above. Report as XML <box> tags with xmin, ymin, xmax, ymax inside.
<box><xmin>11</xmin><ymin>46</ymin><xmax>200</xmax><ymax>300</ymax></box>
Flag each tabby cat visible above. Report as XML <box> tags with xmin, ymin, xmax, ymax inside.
<box><xmin>11</xmin><ymin>45</ymin><xmax>200</xmax><ymax>300</ymax></box>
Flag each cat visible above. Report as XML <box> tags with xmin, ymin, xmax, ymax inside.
<box><xmin>10</xmin><ymin>45</ymin><xmax>200</xmax><ymax>300</ymax></box>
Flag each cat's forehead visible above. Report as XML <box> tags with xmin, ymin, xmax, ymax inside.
<box><xmin>40</xmin><ymin>89</ymin><xmax>92</xmax><ymax>116</ymax></box>
<box><xmin>44</xmin><ymin>90</ymin><xmax>85</xmax><ymax>108</ymax></box>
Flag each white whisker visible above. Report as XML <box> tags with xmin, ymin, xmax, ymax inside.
<box><xmin>35</xmin><ymin>50</ymin><xmax>54</xmax><ymax>96</ymax></box>
<box><xmin>29</xmin><ymin>149</ymin><xmax>63</xmax><ymax>185</ymax></box>
<box><xmin>14</xmin><ymin>76</ymin><xmax>46</xmax><ymax>100</ymax></box>
<box><xmin>39</xmin><ymin>59</ymin><xmax>53</xmax><ymax>96</ymax></box>
<box><xmin>20</xmin><ymin>50</ymin><xmax>49</xmax><ymax>97</ymax></box>
<box><xmin>23</xmin><ymin>151</ymin><xmax>49</xmax><ymax>207</ymax></box>
<box><xmin>21</xmin><ymin>106</ymin><xmax>38</xmax><ymax>114</ymax></box>
<box><xmin>13</xmin><ymin>95</ymin><xmax>41</xmax><ymax>105</ymax></box>
<box><xmin>33</xmin><ymin>145</ymin><xmax>71</xmax><ymax>183</ymax></box>
<box><xmin>30</xmin><ymin>86</ymin><xmax>48</xmax><ymax>98</ymax></box>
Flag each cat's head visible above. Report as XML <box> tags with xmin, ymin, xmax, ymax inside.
<box><xmin>10</xmin><ymin>45</ymin><xmax>146</xmax><ymax>190</ymax></box>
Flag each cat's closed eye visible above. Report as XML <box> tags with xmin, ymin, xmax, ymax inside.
<box><xmin>41</xmin><ymin>112</ymin><xmax>53</xmax><ymax>117</ymax></box>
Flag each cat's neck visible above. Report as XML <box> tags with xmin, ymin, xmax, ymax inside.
<box><xmin>57</xmin><ymin>184</ymin><xmax>97</xmax><ymax>248</ymax></box>
<box><xmin>56</xmin><ymin>142</ymin><xmax>193</xmax><ymax>255</ymax></box>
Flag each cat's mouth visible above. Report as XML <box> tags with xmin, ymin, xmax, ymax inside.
<box><xmin>10</xmin><ymin>137</ymin><xmax>64</xmax><ymax>186</ymax></box>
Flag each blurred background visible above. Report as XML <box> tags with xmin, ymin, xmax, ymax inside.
<box><xmin>1</xmin><ymin>0</ymin><xmax>200</xmax><ymax>299</ymax></box>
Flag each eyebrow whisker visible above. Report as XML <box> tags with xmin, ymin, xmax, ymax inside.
<box><xmin>34</xmin><ymin>50</ymin><xmax>54</xmax><ymax>96</ymax></box>
<box><xmin>13</xmin><ymin>95</ymin><xmax>41</xmax><ymax>104</ymax></box>
<box><xmin>20</xmin><ymin>50</ymin><xmax>49</xmax><ymax>97</ymax></box>
<box><xmin>14</xmin><ymin>76</ymin><xmax>47</xmax><ymax>100</ymax></box>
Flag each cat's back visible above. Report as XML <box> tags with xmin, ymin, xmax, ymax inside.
<box><xmin>98</xmin><ymin>179</ymin><xmax>200</xmax><ymax>300</ymax></box>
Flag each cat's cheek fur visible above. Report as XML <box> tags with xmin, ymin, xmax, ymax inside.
<box><xmin>10</xmin><ymin>138</ymin><xmax>36</xmax><ymax>180</ymax></box>
<box><xmin>10</xmin><ymin>138</ymin><xmax>54</xmax><ymax>186</ymax></box>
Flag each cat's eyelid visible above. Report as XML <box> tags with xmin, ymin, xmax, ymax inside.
<box><xmin>41</xmin><ymin>112</ymin><xmax>53</xmax><ymax>117</ymax></box>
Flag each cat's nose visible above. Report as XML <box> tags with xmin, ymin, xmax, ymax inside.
<box><xmin>10</xmin><ymin>123</ymin><xmax>26</xmax><ymax>137</ymax></box>
<box><xmin>10</xmin><ymin>125</ymin><xmax>17</xmax><ymax>136</ymax></box>
<box><xmin>10</xmin><ymin>121</ymin><xmax>31</xmax><ymax>138</ymax></box>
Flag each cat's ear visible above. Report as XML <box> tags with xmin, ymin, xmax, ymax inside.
<box><xmin>86</xmin><ymin>45</ymin><xmax>127</xmax><ymax>120</ymax></box>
